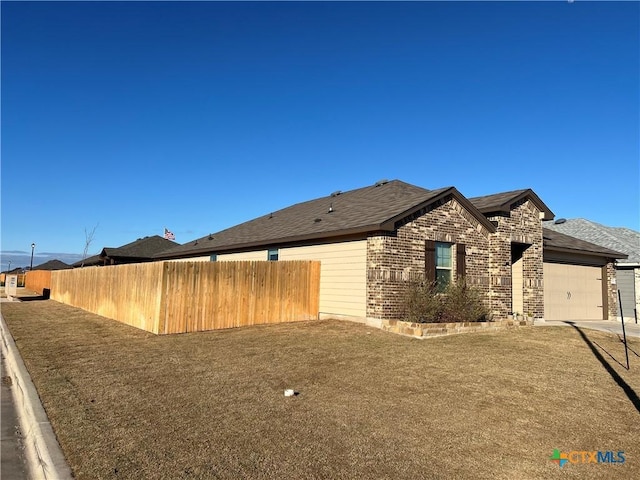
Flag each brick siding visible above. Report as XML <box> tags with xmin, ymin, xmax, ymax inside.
<box><xmin>366</xmin><ymin>196</ymin><xmax>545</xmax><ymax>321</ymax></box>
<box><xmin>487</xmin><ymin>199</ymin><xmax>544</xmax><ymax>319</ymax></box>
<box><xmin>366</xmin><ymin>195</ymin><xmax>492</xmax><ymax>319</ymax></box>
<box><xmin>606</xmin><ymin>262</ymin><xmax>619</xmax><ymax>320</ymax></box>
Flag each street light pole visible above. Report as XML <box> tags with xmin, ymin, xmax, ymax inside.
<box><xmin>30</xmin><ymin>243</ymin><xmax>35</xmax><ymax>271</ymax></box>
<box><xmin>7</xmin><ymin>261</ymin><xmax>11</xmax><ymax>273</ymax></box>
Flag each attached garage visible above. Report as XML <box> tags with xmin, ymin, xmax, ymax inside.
<box><xmin>543</xmin><ymin>228</ymin><xmax>627</xmax><ymax>321</ymax></box>
<box><xmin>543</xmin><ymin>262</ymin><xmax>605</xmax><ymax>320</ymax></box>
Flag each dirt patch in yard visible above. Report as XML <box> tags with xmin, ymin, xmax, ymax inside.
<box><xmin>2</xmin><ymin>300</ymin><xmax>639</xmax><ymax>479</ymax></box>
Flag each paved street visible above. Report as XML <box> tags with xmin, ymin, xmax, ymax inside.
<box><xmin>1</xmin><ymin>353</ymin><xmax>28</xmax><ymax>480</ymax></box>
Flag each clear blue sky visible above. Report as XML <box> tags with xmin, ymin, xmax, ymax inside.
<box><xmin>1</xmin><ymin>1</ymin><xmax>638</xmax><ymax>269</ymax></box>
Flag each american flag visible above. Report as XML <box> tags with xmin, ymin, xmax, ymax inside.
<box><xmin>164</xmin><ymin>228</ymin><xmax>176</xmax><ymax>241</ymax></box>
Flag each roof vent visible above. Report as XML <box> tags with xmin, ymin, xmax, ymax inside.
<box><xmin>554</xmin><ymin>218</ymin><xmax>567</xmax><ymax>225</ymax></box>
<box><xmin>330</xmin><ymin>190</ymin><xmax>342</xmax><ymax>197</ymax></box>
<box><xmin>208</xmin><ymin>234</ymin><xmax>214</xmax><ymax>240</ymax></box>
<box><xmin>374</xmin><ymin>179</ymin><xmax>389</xmax><ymax>187</ymax></box>
<box><xmin>328</xmin><ymin>203</ymin><xmax>334</xmax><ymax>213</ymax></box>
<box><xmin>314</xmin><ymin>218</ymin><xmax>322</xmax><ymax>223</ymax></box>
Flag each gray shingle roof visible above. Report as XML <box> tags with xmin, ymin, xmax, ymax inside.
<box><xmin>32</xmin><ymin>259</ymin><xmax>73</xmax><ymax>271</ymax></box>
<box><xmin>543</xmin><ymin>227</ymin><xmax>628</xmax><ymax>259</ymax></box>
<box><xmin>73</xmin><ymin>236</ymin><xmax>179</xmax><ymax>267</ymax></box>
<box><xmin>156</xmin><ymin>180</ymin><xmax>496</xmax><ymax>259</ymax></box>
<box><xmin>72</xmin><ymin>254</ymin><xmax>102</xmax><ymax>268</ymax></box>
<box><xmin>469</xmin><ymin>189</ymin><xmax>555</xmax><ymax>220</ymax></box>
<box><xmin>102</xmin><ymin>235</ymin><xmax>178</xmax><ymax>260</ymax></box>
<box><xmin>543</xmin><ymin>219</ymin><xmax>640</xmax><ymax>264</ymax></box>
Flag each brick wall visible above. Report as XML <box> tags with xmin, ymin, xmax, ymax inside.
<box><xmin>487</xmin><ymin>199</ymin><xmax>544</xmax><ymax>320</ymax></box>
<box><xmin>606</xmin><ymin>262</ymin><xmax>619</xmax><ymax>320</ymax></box>
<box><xmin>366</xmin><ymin>195</ymin><xmax>492</xmax><ymax>319</ymax></box>
<box><xmin>365</xmin><ymin>196</ymin><xmax>545</xmax><ymax>321</ymax></box>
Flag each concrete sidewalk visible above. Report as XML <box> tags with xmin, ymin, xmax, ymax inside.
<box><xmin>534</xmin><ymin>319</ymin><xmax>640</xmax><ymax>338</ymax></box>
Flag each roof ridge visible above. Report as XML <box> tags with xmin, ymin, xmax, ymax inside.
<box><xmin>468</xmin><ymin>188</ymin><xmax>530</xmax><ymax>200</ymax></box>
<box><xmin>155</xmin><ymin>180</ymin><xmax>495</xmax><ymax>259</ymax></box>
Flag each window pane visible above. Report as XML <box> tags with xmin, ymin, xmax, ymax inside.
<box><xmin>436</xmin><ymin>269</ymin><xmax>451</xmax><ymax>291</ymax></box>
<box><xmin>436</xmin><ymin>243</ymin><xmax>452</xmax><ymax>268</ymax></box>
<box><xmin>268</xmin><ymin>249</ymin><xmax>279</xmax><ymax>261</ymax></box>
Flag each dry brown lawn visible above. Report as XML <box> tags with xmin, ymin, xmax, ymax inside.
<box><xmin>2</xmin><ymin>300</ymin><xmax>639</xmax><ymax>479</ymax></box>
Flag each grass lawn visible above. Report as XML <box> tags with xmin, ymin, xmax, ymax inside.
<box><xmin>2</xmin><ymin>300</ymin><xmax>639</xmax><ymax>479</ymax></box>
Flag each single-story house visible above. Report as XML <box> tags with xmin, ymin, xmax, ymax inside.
<box><xmin>543</xmin><ymin>218</ymin><xmax>639</xmax><ymax>321</ymax></box>
<box><xmin>31</xmin><ymin>259</ymin><xmax>73</xmax><ymax>271</ymax></box>
<box><xmin>73</xmin><ymin>253</ymin><xmax>103</xmax><ymax>268</ymax></box>
<box><xmin>73</xmin><ymin>235</ymin><xmax>179</xmax><ymax>267</ymax></box>
<box><xmin>155</xmin><ymin>180</ymin><xmax>626</xmax><ymax>323</ymax></box>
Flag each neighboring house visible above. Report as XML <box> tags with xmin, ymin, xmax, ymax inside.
<box><xmin>156</xmin><ymin>180</ymin><xmax>626</xmax><ymax>323</ymax></box>
<box><xmin>73</xmin><ymin>253</ymin><xmax>103</xmax><ymax>268</ymax></box>
<box><xmin>73</xmin><ymin>235</ymin><xmax>179</xmax><ymax>267</ymax></box>
<box><xmin>32</xmin><ymin>259</ymin><xmax>73</xmax><ymax>271</ymax></box>
<box><xmin>2</xmin><ymin>267</ymin><xmax>25</xmax><ymax>275</ymax></box>
<box><xmin>543</xmin><ymin>218</ymin><xmax>639</xmax><ymax>321</ymax></box>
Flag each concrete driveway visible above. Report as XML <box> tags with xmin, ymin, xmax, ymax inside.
<box><xmin>535</xmin><ymin>319</ymin><xmax>640</xmax><ymax>338</ymax></box>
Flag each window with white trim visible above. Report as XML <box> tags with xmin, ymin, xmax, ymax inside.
<box><xmin>435</xmin><ymin>242</ymin><xmax>452</xmax><ymax>291</ymax></box>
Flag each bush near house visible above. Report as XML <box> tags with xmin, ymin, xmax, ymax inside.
<box><xmin>404</xmin><ymin>280</ymin><xmax>491</xmax><ymax>323</ymax></box>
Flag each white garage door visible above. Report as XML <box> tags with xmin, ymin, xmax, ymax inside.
<box><xmin>544</xmin><ymin>263</ymin><xmax>603</xmax><ymax>320</ymax></box>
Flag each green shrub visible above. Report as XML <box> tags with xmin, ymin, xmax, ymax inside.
<box><xmin>404</xmin><ymin>281</ymin><xmax>442</xmax><ymax>323</ymax></box>
<box><xmin>403</xmin><ymin>280</ymin><xmax>491</xmax><ymax>323</ymax></box>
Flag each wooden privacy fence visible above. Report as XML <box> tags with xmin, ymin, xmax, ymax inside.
<box><xmin>25</xmin><ymin>270</ymin><xmax>52</xmax><ymax>295</ymax></box>
<box><xmin>50</xmin><ymin>261</ymin><xmax>321</xmax><ymax>334</ymax></box>
<box><xmin>1</xmin><ymin>273</ymin><xmax>26</xmax><ymax>287</ymax></box>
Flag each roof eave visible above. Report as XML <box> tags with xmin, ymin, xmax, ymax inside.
<box><xmin>156</xmin><ymin>224</ymin><xmax>387</xmax><ymax>259</ymax></box>
<box><xmin>544</xmin><ymin>245</ymin><xmax>628</xmax><ymax>260</ymax></box>
<box><xmin>508</xmin><ymin>190</ymin><xmax>555</xmax><ymax>220</ymax></box>
<box><xmin>477</xmin><ymin>190</ymin><xmax>555</xmax><ymax>221</ymax></box>
<box><xmin>381</xmin><ymin>187</ymin><xmax>497</xmax><ymax>233</ymax></box>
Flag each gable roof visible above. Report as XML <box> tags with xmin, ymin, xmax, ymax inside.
<box><xmin>542</xmin><ymin>227</ymin><xmax>627</xmax><ymax>260</ymax></box>
<box><xmin>543</xmin><ymin>219</ymin><xmax>639</xmax><ymax>265</ymax></box>
<box><xmin>469</xmin><ymin>189</ymin><xmax>554</xmax><ymax>220</ymax></box>
<box><xmin>101</xmin><ymin>235</ymin><xmax>178</xmax><ymax>260</ymax></box>
<box><xmin>32</xmin><ymin>259</ymin><xmax>72</xmax><ymax>271</ymax></box>
<box><xmin>157</xmin><ymin>180</ymin><xmax>496</xmax><ymax>259</ymax></box>
<box><xmin>72</xmin><ymin>235</ymin><xmax>179</xmax><ymax>267</ymax></box>
<box><xmin>72</xmin><ymin>254</ymin><xmax>102</xmax><ymax>268</ymax></box>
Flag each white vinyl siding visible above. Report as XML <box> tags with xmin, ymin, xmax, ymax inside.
<box><xmin>167</xmin><ymin>256</ymin><xmax>211</xmax><ymax>262</ymax></box>
<box><xmin>544</xmin><ymin>262</ymin><xmax>603</xmax><ymax>320</ymax></box>
<box><xmin>280</xmin><ymin>240</ymin><xmax>367</xmax><ymax>318</ymax></box>
<box><xmin>217</xmin><ymin>250</ymin><xmax>269</xmax><ymax>261</ymax></box>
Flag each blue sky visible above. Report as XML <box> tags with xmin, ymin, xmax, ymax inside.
<box><xmin>2</xmin><ymin>1</ymin><xmax>638</xmax><ymax>269</ymax></box>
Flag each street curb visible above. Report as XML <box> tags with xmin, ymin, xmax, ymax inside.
<box><xmin>0</xmin><ymin>312</ymin><xmax>73</xmax><ymax>479</ymax></box>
